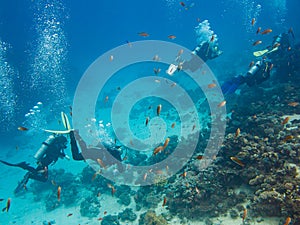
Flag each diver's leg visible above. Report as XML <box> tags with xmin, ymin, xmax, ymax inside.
<box><xmin>70</xmin><ymin>130</ymin><xmax>84</xmax><ymax>160</ymax></box>
<box><xmin>14</xmin><ymin>172</ymin><xmax>30</xmax><ymax>194</ymax></box>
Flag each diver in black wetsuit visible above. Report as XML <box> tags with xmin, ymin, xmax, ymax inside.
<box><xmin>0</xmin><ymin>134</ymin><xmax>68</xmax><ymax>194</ymax></box>
<box><xmin>221</xmin><ymin>31</ymin><xmax>297</xmax><ymax>95</ymax></box>
<box><xmin>0</xmin><ymin>131</ymin><xmax>123</xmax><ymax>194</ymax></box>
<box><xmin>180</xmin><ymin>40</ymin><xmax>223</xmax><ymax>73</ymax></box>
<box><xmin>69</xmin><ymin>130</ymin><xmax>123</xmax><ymax>170</ymax></box>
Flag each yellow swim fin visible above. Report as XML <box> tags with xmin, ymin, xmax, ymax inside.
<box><xmin>61</xmin><ymin>111</ymin><xmax>71</xmax><ymax>130</ymax></box>
<box><xmin>253</xmin><ymin>49</ymin><xmax>269</xmax><ymax>57</ymax></box>
<box><xmin>43</xmin><ymin>112</ymin><xmax>73</xmax><ymax>134</ymax></box>
<box><xmin>43</xmin><ymin>129</ymin><xmax>73</xmax><ymax>134</ymax></box>
<box><xmin>253</xmin><ymin>47</ymin><xmax>279</xmax><ymax>57</ymax></box>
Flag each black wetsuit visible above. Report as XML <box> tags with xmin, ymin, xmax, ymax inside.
<box><xmin>0</xmin><ymin>135</ymin><xmax>67</xmax><ymax>193</ymax></box>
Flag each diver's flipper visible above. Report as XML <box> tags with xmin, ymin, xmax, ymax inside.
<box><xmin>253</xmin><ymin>47</ymin><xmax>279</xmax><ymax>57</ymax></box>
<box><xmin>61</xmin><ymin>111</ymin><xmax>71</xmax><ymax>130</ymax></box>
<box><xmin>43</xmin><ymin>129</ymin><xmax>73</xmax><ymax>134</ymax></box>
<box><xmin>0</xmin><ymin>160</ymin><xmax>36</xmax><ymax>173</ymax></box>
<box><xmin>14</xmin><ymin>172</ymin><xmax>30</xmax><ymax>194</ymax></box>
<box><xmin>43</xmin><ymin>112</ymin><xmax>72</xmax><ymax>134</ymax></box>
<box><xmin>253</xmin><ymin>49</ymin><xmax>269</xmax><ymax>57</ymax></box>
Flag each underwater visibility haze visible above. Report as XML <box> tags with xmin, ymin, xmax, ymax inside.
<box><xmin>0</xmin><ymin>0</ymin><xmax>300</xmax><ymax>224</ymax></box>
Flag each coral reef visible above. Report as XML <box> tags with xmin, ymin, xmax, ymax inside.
<box><xmin>139</xmin><ymin>210</ymin><xmax>168</xmax><ymax>225</ymax></box>
<box><xmin>80</xmin><ymin>195</ymin><xmax>101</xmax><ymax>217</ymax></box>
<box><xmin>118</xmin><ymin>208</ymin><xmax>137</xmax><ymax>222</ymax></box>
<box><xmin>30</xmin><ymin>168</ymin><xmax>80</xmax><ymax>211</ymax></box>
<box><xmin>132</xmin><ymin>75</ymin><xmax>300</xmax><ymax>222</ymax></box>
<box><xmin>101</xmin><ymin>215</ymin><xmax>120</xmax><ymax>225</ymax></box>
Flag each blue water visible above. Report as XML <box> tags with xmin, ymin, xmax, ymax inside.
<box><xmin>0</xmin><ymin>0</ymin><xmax>299</xmax><ymax>224</ymax></box>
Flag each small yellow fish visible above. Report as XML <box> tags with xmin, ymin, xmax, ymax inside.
<box><xmin>235</xmin><ymin>128</ymin><xmax>240</xmax><ymax>138</ymax></box>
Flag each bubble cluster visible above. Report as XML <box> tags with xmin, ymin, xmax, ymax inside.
<box><xmin>23</xmin><ymin>101</ymin><xmax>47</xmax><ymax>132</ymax></box>
<box><xmin>195</xmin><ymin>20</ymin><xmax>219</xmax><ymax>45</ymax></box>
<box><xmin>0</xmin><ymin>40</ymin><xmax>17</xmax><ymax>130</ymax></box>
<box><xmin>29</xmin><ymin>0</ymin><xmax>68</xmax><ymax>109</ymax></box>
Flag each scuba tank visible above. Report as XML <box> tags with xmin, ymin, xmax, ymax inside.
<box><xmin>247</xmin><ymin>60</ymin><xmax>262</xmax><ymax>77</ymax></box>
<box><xmin>34</xmin><ymin>135</ymin><xmax>56</xmax><ymax>161</ymax></box>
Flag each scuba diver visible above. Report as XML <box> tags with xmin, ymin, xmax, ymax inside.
<box><xmin>0</xmin><ymin>134</ymin><xmax>68</xmax><ymax>194</ymax></box>
<box><xmin>167</xmin><ymin>20</ymin><xmax>223</xmax><ymax>75</ymax></box>
<box><xmin>0</xmin><ymin>130</ymin><xmax>123</xmax><ymax>194</ymax></box>
<box><xmin>221</xmin><ymin>31</ymin><xmax>296</xmax><ymax>95</ymax></box>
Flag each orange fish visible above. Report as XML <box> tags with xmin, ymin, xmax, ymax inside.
<box><xmin>1</xmin><ymin>198</ymin><xmax>10</xmax><ymax>212</ymax></box>
<box><xmin>145</xmin><ymin>117</ymin><xmax>150</xmax><ymax>126</ymax></box>
<box><xmin>143</xmin><ymin>173</ymin><xmax>148</xmax><ymax>181</ymax></box>
<box><xmin>157</xmin><ymin>104</ymin><xmax>162</xmax><ymax>116</ymax></box>
<box><xmin>18</xmin><ymin>126</ymin><xmax>28</xmax><ymax>131</ymax></box>
<box><xmin>256</xmin><ymin>27</ymin><xmax>261</xmax><ymax>34</ymax></box>
<box><xmin>92</xmin><ymin>171</ymin><xmax>101</xmax><ymax>181</ymax></box>
<box><xmin>57</xmin><ymin>186</ymin><xmax>61</xmax><ymax>202</ymax></box>
<box><xmin>210</xmin><ymin>35</ymin><xmax>215</xmax><ymax>42</ymax></box>
<box><xmin>253</xmin><ymin>40</ymin><xmax>262</xmax><ymax>46</ymax></box>
<box><xmin>171</xmin><ymin>122</ymin><xmax>176</xmax><ymax>128</ymax></box>
<box><xmin>281</xmin><ymin>117</ymin><xmax>290</xmax><ymax>125</ymax></box>
<box><xmin>208</xmin><ymin>83</ymin><xmax>216</xmax><ymax>88</ymax></box>
<box><xmin>67</xmin><ymin>213</ymin><xmax>73</xmax><ymax>217</ymax></box>
<box><xmin>163</xmin><ymin>138</ymin><xmax>170</xmax><ymax>149</ymax></box>
<box><xmin>235</xmin><ymin>128</ymin><xmax>240</xmax><ymax>138</ymax></box>
<box><xmin>261</xmin><ymin>29</ymin><xmax>272</xmax><ymax>35</ymax></box>
<box><xmin>180</xmin><ymin>171</ymin><xmax>187</xmax><ymax>178</ymax></box>
<box><xmin>242</xmin><ymin>208</ymin><xmax>247</xmax><ymax>221</ymax></box>
<box><xmin>109</xmin><ymin>55</ymin><xmax>114</xmax><ymax>61</ymax></box>
<box><xmin>153</xmin><ymin>146</ymin><xmax>164</xmax><ymax>155</ymax></box>
<box><xmin>288</xmin><ymin>102</ymin><xmax>299</xmax><ymax>107</ymax></box>
<box><xmin>282</xmin><ymin>135</ymin><xmax>294</xmax><ymax>142</ymax></box>
<box><xmin>162</xmin><ymin>197</ymin><xmax>167</xmax><ymax>207</ymax></box>
<box><xmin>196</xmin><ymin>155</ymin><xmax>204</xmax><ymax>160</ymax></box>
<box><xmin>284</xmin><ymin>217</ymin><xmax>291</xmax><ymax>225</ymax></box>
<box><xmin>218</xmin><ymin>100</ymin><xmax>226</xmax><ymax>107</ymax></box>
<box><xmin>180</xmin><ymin>1</ymin><xmax>185</xmax><ymax>7</ymax></box>
<box><xmin>168</xmin><ymin>35</ymin><xmax>176</xmax><ymax>40</ymax></box>
<box><xmin>249</xmin><ymin>61</ymin><xmax>255</xmax><ymax>68</ymax></box>
<box><xmin>97</xmin><ymin>158</ymin><xmax>106</xmax><ymax>169</ymax></box>
<box><xmin>97</xmin><ymin>217</ymin><xmax>103</xmax><ymax>221</ymax></box>
<box><xmin>103</xmin><ymin>211</ymin><xmax>107</xmax><ymax>215</ymax></box>
<box><xmin>230</xmin><ymin>157</ymin><xmax>245</xmax><ymax>167</ymax></box>
<box><xmin>251</xmin><ymin>18</ymin><xmax>256</xmax><ymax>26</ymax></box>
<box><xmin>138</xmin><ymin>32</ymin><xmax>149</xmax><ymax>37</ymax></box>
